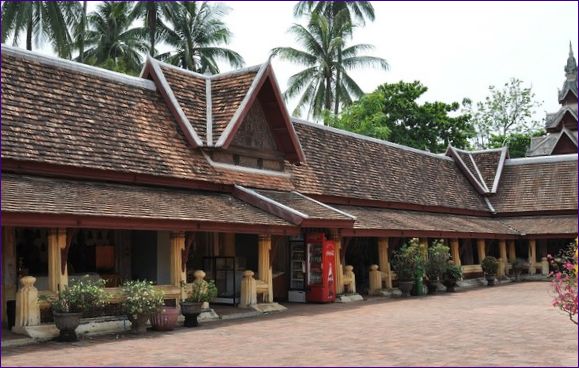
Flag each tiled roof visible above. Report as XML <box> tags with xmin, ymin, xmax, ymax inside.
<box><xmin>545</xmin><ymin>105</ymin><xmax>577</xmax><ymax>131</ymax></box>
<box><xmin>471</xmin><ymin>150</ymin><xmax>504</xmax><ymax>191</ymax></box>
<box><xmin>159</xmin><ymin>65</ymin><xmax>207</xmax><ymax>143</ymax></box>
<box><xmin>1</xmin><ymin>49</ymin><xmax>218</xmax><ymax>182</ymax></box>
<box><xmin>499</xmin><ymin>215</ymin><xmax>578</xmax><ymax>236</ymax></box>
<box><xmin>1</xmin><ymin>174</ymin><xmax>294</xmax><ymax>227</ymax></box>
<box><xmin>252</xmin><ymin>189</ymin><xmax>354</xmax><ymax>221</ymax></box>
<box><xmin>446</xmin><ymin>147</ymin><xmax>507</xmax><ymax>194</ymax></box>
<box><xmin>488</xmin><ymin>156</ymin><xmax>578</xmax><ymax>213</ymax></box>
<box><xmin>211</xmin><ymin>70</ymin><xmax>258</xmax><ymax>142</ymax></box>
<box><xmin>527</xmin><ymin>129</ymin><xmax>578</xmax><ymax>157</ymax></box>
<box><xmin>290</xmin><ymin>120</ymin><xmax>490</xmax><ymax>212</ymax></box>
<box><xmin>334</xmin><ymin>205</ymin><xmax>517</xmax><ymax>235</ymax></box>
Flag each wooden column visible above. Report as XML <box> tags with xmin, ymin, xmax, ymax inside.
<box><xmin>476</xmin><ymin>239</ymin><xmax>486</xmax><ymax>264</ymax></box>
<box><xmin>450</xmin><ymin>239</ymin><xmax>461</xmax><ymax>266</ymax></box>
<box><xmin>419</xmin><ymin>238</ymin><xmax>428</xmax><ymax>259</ymax></box>
<box><xmin>498</xmin><ymin>239</ymin><xmax>508</xmax><ymax>277</ymax></box>
<box><xmin>2</xmin><ymin>227</ymin><xmax>17</xmax><ymax>326</ymax></box>
<box><xmin>223</xmin><ymin>233</ymin><xmax>236</xmax><ymax>257</ymax></box>
<box><xmin>170</xmin><ymin>232</ymin><xmax>186</xmax><ymax>287</ymax></box>
<box><xmin>508</xmin><ymin>240</ymin><xmax>516</xmax><ymax>263</ymax></box>
<box><xmin>528</xmin><ymin>239</ymin><xmax>537</xmax><ymax>275</ymax></box>
<box><xmin>48</xmin><ymin>229</ymin><xmax>68</xmax><ymax>293</ymax></box>
<box><xmin>378</xmin><ymin>238</ymin><xmax>392</xmax><ymax>289</ymax></box>
<box><xmin>258</xmin><ymin>235</ymin><xmax>273</xmax><ymax>303</ymax></box>
<box><xmin>331</xmin><ymin>231</ymin><xmax>344</xmax><ymax>295</ymax></box>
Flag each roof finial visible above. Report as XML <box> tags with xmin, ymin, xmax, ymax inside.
<box><xmin>565</xmin><ymin>41</ymin><xmax>577</xmax><ymax>78</ymax></box>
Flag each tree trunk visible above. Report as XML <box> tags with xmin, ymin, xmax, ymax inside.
<box><xmin>148</xmin><ymin>8</ymin><xmax>156</xmax><ymax>56</ymax></box>
<box><xmin>26</xmin><ymin>17</ymin><xmax>33</xmax><ymax>51</ymax></box>
<box><xmin>324</xmin><ymin>75</ymin><xmax>332</xmax><ymax>114</ymax></box>
<box><xmin>334</xmin><ymin>47</ymin><xmax>342</xmax><ymax>116</ymax></box>
<box><xmin>79</xmin><ymin>1</ymin><xmax>87</xmax><ymax>63</ymax></box>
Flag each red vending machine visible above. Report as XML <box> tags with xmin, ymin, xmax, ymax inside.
<box><xmin>305</xmin><ymin>233</ymin><xmax>336</xmax><ymax>303</ymax></box>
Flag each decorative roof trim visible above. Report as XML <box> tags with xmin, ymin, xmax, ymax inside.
<box><xmin>214</xmin><ymin>62</ymin><xmax>270</xmax><ymax>147</ymax></box>
<box><xmin>291</xmin><ymin>191</ymin><xmax>357</xmax><ymax>220</ymax></box>
<box><xmin>206</xmin><ymin>78</ymin><xmax>213</xmax><ymax>146</ymax></box>
<box><xmin>153</xmin><ymin>58</ymin><xmax>263</xmax><ymax>81</ymax></box>
<box><xmin>484</xmin><ymin>197</ymin><xmax>497</xmax><ymax>214</ymax></box>
<box><xmin>506</xmin><ymin>153</ymin><xmax>578</xmax><ymax>166</ymax></box>
<box><xmin>233</xmin><ymin>185</ymin><xmax>307</xmax><ymax>225</ymax></box>
<box><xmin>548</xmin><ymin>127</ymin><xmax>578</xmax><ymax>155</ymax></box>
<box><xmin>445</xmin><ymin>147</ymin><xmax>488</xmax><ymax>194</ymax></box>
<box><xmin>4</xmin><ymin>45</ymin><xmax>156</xmax><ymax>91</ymax></box>
<box><xmin>201</xmin><ymin>151</ymin><xmax>291</xmax><ymax>178</ymax></box>
<box><xmin>294</xmin><ymin>118</ymin><xmax>453</xmax><ymax>161</ymax></box>
<box><xmin>546</xmin><ymin>106</ymin><xmax>578</xmax><ymax>130</ymax></box>
<box><xmin>469</xmin><ymin>154</ymin><xmax>490</xmax><ymax>192</ymax></box>
<box><xmin>491</xmin><ymin>147</ymin><xmax>509</xmax><ymax>193</ymax></box>
<box><xmin>145</xmin><ymin>56</ymin><xmax>203</xmax><ymax>148</ymax></box>
<box><xmin>209</xmin><ymin>64</ymin><xmax>263</xmax><ymax>80</ymax></box>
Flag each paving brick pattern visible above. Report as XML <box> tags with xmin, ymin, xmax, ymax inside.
<box><xmin>2</xmin><ymin>283</ymin><xmax>577</xmax><ymax>367</ymax></box>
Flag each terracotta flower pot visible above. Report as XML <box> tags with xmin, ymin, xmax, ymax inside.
<box><xmin>150</xmin><ymin>306</ymin><xmax>179</xmax><ymax>331</ymax></box>
<box><xmin>128</xmin><ymin>314</ymin><xmax>149</xmax><ymax>334</ymax></box>
<box><xmin>53</xmin><ymin>311</ymin><xmax>82</xmax><ymax>342</ymax></box>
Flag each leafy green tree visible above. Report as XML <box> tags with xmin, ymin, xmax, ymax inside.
<box><xmin>1</xmin><ymin>1</ymin><xmax>80</xmax><ymax>58</ymax></box>
<box><xmin>294</xmin><ymin>1</ymin><xmax>375</xmax><ymax>26</ymax></box>
<box><xmin>130</xmin><ymin>1</ymin><xmax>178</xmax><ymax>57</ymax></box>
<box><xmin>487</xmin><ymin>130</ymin><xmax>545</xmax><ymax>158</ymax></box>
<box><xmin>81</xmin><ymin>1</ymin><xmax>148</xmax><ymax>74</ymax></box>
<box><xmin>272</xmin><ymin>13</ymin><xmax>388</xmax><ymax>119</ymax></box>
<box><xmin>464</xmin><ymin>78</ymin><xmax>543</xmax><ymax>149</ymax></box>
<box><xmin>329</xmin><ymin>81</ymin><xmax>475</xmax><ymax>153</ymax></box>
<box><xmin>159</xmin><ymin>1</ymin><xmax>244</xmax><ymax>73</ymax></box>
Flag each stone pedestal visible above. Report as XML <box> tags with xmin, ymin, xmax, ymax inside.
<box><xmin>343</xmin><ymin>265</ymin><xmax>356</xmax><ymax>294</ymax></box>
<box><xmin>13</xmin><ymin>277</ymin><xmax>40</xmax><ymax>333</ymax></box>
<box><xmin>368</xmin><ymin>265</ymin><xmax>382</xmax><ymax>296</ymax></box>
<box><xmin>240</xmin><ymin>270</ymin><xmax>257</xmax><ymax>308</ymax></box>
<box><xmin>541</xmin><ymin>257</ymin><xmax>549</xmax><ymax>276</ymax></box>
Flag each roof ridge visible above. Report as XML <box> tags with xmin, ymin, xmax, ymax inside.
<box><xmin>292</xmin><ymin>118</ymin><xmax>453</xmax><ymax>161</ymax></box>
<box><xmin>153</xmin><ymin>56</ymin><xmax>262</xmax><ymax>80</ymax></box>
<box><xmin>506</xmin><ymin>154</ymin><xmax>578</xmax><ymax>166</ymax></box>
<box><xmin>2</xmin><ymin>45</ymin><xmax>156</xmax><ymax>91</ymax></box>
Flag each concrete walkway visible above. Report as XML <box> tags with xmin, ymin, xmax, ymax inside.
<box><xmin>2</xmin><ymin>283</ymin><xmax>577</xmax><ymax>367</ymax></box>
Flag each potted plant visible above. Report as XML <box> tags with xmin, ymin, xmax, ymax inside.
<box><xmin>392</xmin><ymin>239</ymin><xmax>425</xmax><ymax>297</ymax></box>
<box><xmin>121</xmin><ymin>280</ymin><xmax>164</xmax><ymax>334</ymax></box>
<box><xmin>512</xmin><ymin>258</ymin><xmax>529</xmax><ymax>281</ymax></box>
<box><xmin>481</xmin><ymin>256</ymin><xmax>499</xmax><ymax>286</ymax></box>
<box><xmin>442</xmin><ymin>263</ymin><xmax>462</xmax><ymax>292</ymax></box>
<box><xmin>425</xmin><ymin>241</ymin><xmax>450</xmax><ymax>294</ymax></box>
<box><xmin>150</xmin><ymin>304</ymin><xmax>180</xmax><ymax>332</ymax></box>
<box><xmin>48</xmin><ymin>277</ymin><xmax>108</xmax><ymax>342</ymax></box>
<box><xmin>180</xmin><ymin>275</ymin><xmax>218</xmax><ymax>327</ymax></box>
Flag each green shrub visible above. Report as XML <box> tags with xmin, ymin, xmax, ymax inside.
<box><xmin>425</xmin><ymin>240</ymin><xmax>450</xmax><ymax>280</ymax></box>
<box><xmin>185</xmin><ymin>279</ymin><xmax>218</xmax><ymax>303</ymax></box>
<box><xmin>48</xmin><ymin>277</ymin><xmax>109</xmax><ymax>313</ymax></box>
<box><xmin>443</xmin><ymin>264</ymin><xmax>463</xmax><ymax>283</ymax></box>
<box><xmin>392</xmin><ymin>238</ymin><xmax>425</xmax><ymax>281</ymax></box>
<box><xmin>121</xmin><ymin>280</ymin><xmax>164</xmax><ymax>317</ymax></box>
<box><xmin>481</xmin><ymin>256</ymin><xmax>499</xmax><ymax>275</ymax></box>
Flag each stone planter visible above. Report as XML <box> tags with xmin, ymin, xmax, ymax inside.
<box><xmin>398</xmin><ymin>280</ymin><xmax>414</xmax><ymax>297</ymax></box>
<box><xmin>425</xmin><ymin>279</ymin><xmax>439</xmax><ymax>294</ymax></box>
<box><xmin>128</xmin><ymin>314</ymin><xmax>149</xmax><ymax>334</ymax></box>
<box><xmin>443</xmin><ymin>280</ymin><xmax>457</xmax><ymax>292</ymax></box>
<box><xmin>53</xmin><ymin>311</ymin><xmax>82</xmax><ymax>342</ymax></box>
<box><xmin>180</xmin><ymin>302</ymin><xmax>204</xmax><ymax>327</ymax></box>
<box><xmin>485</xmin><ymin>275</ymin><xmax>496</xmax><ymax>286</ymax></box>
<box><xmin>150</xmin><ymin>306</ymin><xmax>179</xmax><ymax>331</ymax></box>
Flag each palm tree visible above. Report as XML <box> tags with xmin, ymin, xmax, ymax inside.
<box><xmin>71</xmin><ymin>1</ymin><xmax>88</xmax><ymax>63</ymax></box>
<box><xmin>81</xmin><ymin>1</ymin><xmax>148</xmax><ymax>75</ymax></box>
<box><xmin>271</xmin><ymin>13</ymin><xmax>388</xmax><ymax>119</ymax></box>
<box><xmin>130</xmin><ymin>1</ymin><xmax>179</xmax><ymax>57</ymax></box>
<box><xmin>1</xmin><ymin>1</ymin><xmax>80</xmax><ymax>58</ymax></box>
<box><xmin>159</xmin><ymin>1</ymin><xmax>244</xmax><ymax>73</ymax></box>
<box><xmin>294</xmin><ymin>1</ymin><xmax>375</xmax><ymax>26</ymax></box>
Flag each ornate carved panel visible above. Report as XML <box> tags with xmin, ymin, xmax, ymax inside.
<box><xmin>232</xmin><ymin>100</ymin><xmax>279</xmax><ymax>152</ymax></box>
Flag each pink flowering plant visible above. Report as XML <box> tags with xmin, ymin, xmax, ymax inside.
<box><xmin>548</xmin><ymin>240</ymin><xmax>578</xmax><ymax>325</ymax></box>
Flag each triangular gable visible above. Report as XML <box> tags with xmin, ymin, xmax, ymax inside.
<box><xmin>550</xmin><ymin>128</ymin><xmax>578</xmax><ymax>155</ymax></box>
<box><xmin>446</xmin><ymin>146</ymin><xmax>508</xmax><ymax>195</ymax></box>
<box><xmin>546</xmin><ymin>107</ymin><xmax>578</xmax><ymax>132</ymax></box>
<box><xmin>558</xmin><ymin>80</ymin><xmax>578</xmax><ymax>104</ymax></box>
<box><xmin>214</xmin><ymin>62</ymin><xmax>306</xmax><ymax>164</ymax></box>
<box><xmin>140</xmin><ymin>57</ymin><xmax>204</xmax><ymax>148</ymax></box>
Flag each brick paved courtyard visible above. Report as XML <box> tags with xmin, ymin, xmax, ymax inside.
<box><xmin>2</xmin><ymin>283</ymin><xmax>577</xmax><ymax>367</ymax></box>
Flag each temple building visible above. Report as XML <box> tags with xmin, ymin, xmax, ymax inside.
<box><xmin>527</xmin><ymin>42</ymin><xmax>578</xmax><ymax>157</ymax></box>
<box><xmin>1</xmin><ymin>45</ymin><xmax>577</xmax><ymax>334</ymax></box>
